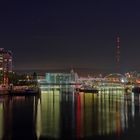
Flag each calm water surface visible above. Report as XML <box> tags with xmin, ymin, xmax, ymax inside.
<box><xmin>0</xmin><ymin>87</ymin><xmax>140</xmax><ymax>140</ymax></box>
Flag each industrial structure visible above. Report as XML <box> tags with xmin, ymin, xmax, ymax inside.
<box><xmin>116</xmin><ymin>36</ymin><xmax>120</xmax><ymax>72</ymax></box>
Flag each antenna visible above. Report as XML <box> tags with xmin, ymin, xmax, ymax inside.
<box><xmin>116</xmin><ymin>35</ymin><xmax>120</xmax><ymax>72</ymax></box>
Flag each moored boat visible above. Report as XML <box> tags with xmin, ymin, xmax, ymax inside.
<box><xmin>78</xmin><ymin>88</ymin><xmax>98</xmax><ymax>93</ymax></box>
<box><xmin>76</xmin><ymin>85</ymin><xmax>98</xmax><ymax>93</ymax></box>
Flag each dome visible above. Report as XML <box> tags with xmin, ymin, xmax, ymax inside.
<box><xmin>105</xmin><ymin>73</ymin><xmax>127</xmax><ymax>83</ymax></box>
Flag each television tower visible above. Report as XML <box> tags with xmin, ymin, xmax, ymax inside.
<box><xmin>116</xmin><ymin>35</ymin><xmax>120</xmax><ymax>72</ymax></box>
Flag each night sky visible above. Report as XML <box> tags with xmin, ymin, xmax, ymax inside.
<box><xmin>0</xmin><ymin>0</ymin><xmax>140</xmax><ymax>73</ymax></box>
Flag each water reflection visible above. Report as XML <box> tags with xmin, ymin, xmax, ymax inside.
<box><xmin>0</xmin><ymin>102</ymin><xmax>3</xmax><ymax>140</ymax></box>
<box><xmin>0</xmin><ymin>96</ymin><xmax>38</xmax><ymax>140</ymax></box>
<box><xmin>36</xmin><ymin>89</ymin><xmax>60</xmax><ymax>139</ymax></box>
<box><xmin>36</xmin><ymin>87</ymin><xmax>140</xmax><ymax>139</ymax></box>
<box><xmin>0</xmin><ymin>87</ymin><xmax>140</xmax><ymax>139</ymax></box>
<box><xmin>74</xmin><ymin>92</ymin><xmax>125</xmax><ymax>138</ymax></box>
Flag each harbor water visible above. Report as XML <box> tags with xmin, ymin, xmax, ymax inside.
<box><xmin>0</xmin><ymin>86</ymin><xmax>140</xmax><ymax>140</ymax></box>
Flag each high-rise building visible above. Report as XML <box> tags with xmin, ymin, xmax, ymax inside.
<box><xmin>0</xmin><ymin>48</ymin><xmax>12</xmax><ymax>85</ymax></box>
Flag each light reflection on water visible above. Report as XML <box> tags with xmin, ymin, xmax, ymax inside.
<box><xmin>0</xmin><ymin>102</ymin><xmax>3</xmax><ymax>140</ymax></box>
<box><xmin>0</xmin><ymin>87</ymin><xmax>140</xmax><ymax>139</ymax></box>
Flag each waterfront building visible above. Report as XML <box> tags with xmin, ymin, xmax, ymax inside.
<box><xmin>45</xmin><ymin>70</ymin><xmax>78</xmax><ymax>84</ymax></box>
<box><xmin>104</xmin><ymin>73</ymin><xmax>127</xmax><ymax>83</ymax></box>
<box><xmin>0</xmin><ymin>48</ymin><xmax>12</xmax><ymax>85</ymax></box>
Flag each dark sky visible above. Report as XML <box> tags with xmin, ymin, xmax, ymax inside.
<box><xmin>0</xmin><ymin>0</ymin><xmax>140</xmax><ymax>73</ymax></box>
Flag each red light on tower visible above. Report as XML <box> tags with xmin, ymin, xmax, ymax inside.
<box><xmin>116</xmin><ymin>35</ymin><xmax>120</xmax><ymax>72</ymax></box>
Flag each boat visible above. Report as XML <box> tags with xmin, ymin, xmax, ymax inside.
<box><xmin>78</xmin><ymin>88</ymin><xmax>98</xmax><ymax>93</ymax></box>
<box><xmin>76</xmin><ymin>85</ymin><xmax>98</xmax><ymax>93</ymax></box>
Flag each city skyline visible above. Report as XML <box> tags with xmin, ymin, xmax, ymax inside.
<box><xmin>0</xmin><ymin>0</ymin><xmax>140</xmax><ymax>73</ymax></box>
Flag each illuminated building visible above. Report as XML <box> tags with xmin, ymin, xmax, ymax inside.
<box><xmin>45</xmin><ymin>70</ymin><xmax>78</xmax><ymax>84</ymax></box>
<box><xmin>0</xmin><ymin>48</ymin><xmax>12</xmax><ymax>85</ymax></box>
<box><xmin>104</xmin><ymin>73</ymin><xmax>127</xmax><ymax>83</ymax></box>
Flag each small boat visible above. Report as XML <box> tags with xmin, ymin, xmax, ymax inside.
<box><xmin>76</xmin><ymin>86</ymin><xmax>98</xmax><ymax>93</ymax></box>
<box><xmin>78</xmin><ymin>88</ymin><xmax>98</xmax><ymax>93</ymax></box>
<box><xmin>76</xmin><ymin>84</ymin><xmax>98</xmax><ymax>93</ymax></box>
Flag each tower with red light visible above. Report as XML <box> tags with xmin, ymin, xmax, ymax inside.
<box><xmin>116</xmin><ymin>36</ymin><xmax>120</xmax><ymax>72</ymax></box>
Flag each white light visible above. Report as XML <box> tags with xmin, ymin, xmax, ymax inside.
<box><xmin>121</xmin><ymin>79</ymin><xmax>125</xmax><ymax>83</ymax></box>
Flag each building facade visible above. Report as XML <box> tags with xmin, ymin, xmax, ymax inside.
<box><xmin>104</xmin><ymin>73</ymin><xmax>127</xmax><ymax>83</ymax></box>
<box><xmin>0</xmin><ymin>48</ymin><xmax>12</xmax><ymax>85</ymax></box>
<box><xmin>45</xmin><ymin>70</ymin><xmax>79</xmax><ymax>84</ymax></box>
